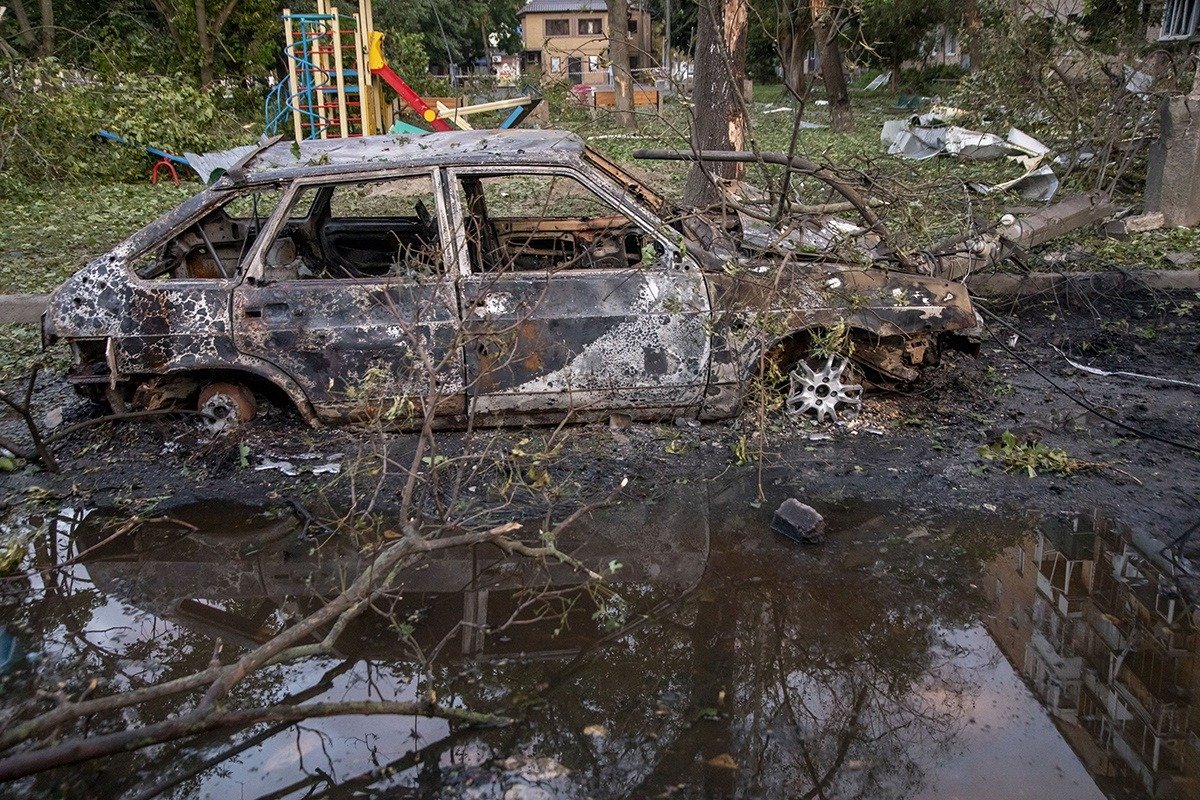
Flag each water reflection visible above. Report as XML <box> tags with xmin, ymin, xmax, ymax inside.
<box><xmin>981</xmin><ymin>513</ymin><xmax>1200</xmax><ymax>799</ymax></box>
<box><xmin>0</xmin><ymin>478</ymin><xmax>1192</xmax><ymax>799</ymax></box>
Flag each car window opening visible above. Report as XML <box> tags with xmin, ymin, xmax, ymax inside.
<box><xmin>456</xmin><ymin>173</ymin><xmax>655</xmax><ymax>274</ymax></box>
<box><xmin>254</xmin><ymin>174</ymin><xmax>446</xmax><ymax>283</ymax></box>
<box><xmin>135</xmin><ymin>189</ymin><xmax>293</xmax><ymax>281</ymax></box>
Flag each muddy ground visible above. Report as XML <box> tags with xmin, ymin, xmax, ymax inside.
<box><xmin>2</xmin><ymin>287</ymin><xmax>1199</xmax><ymax>588</ymax></box>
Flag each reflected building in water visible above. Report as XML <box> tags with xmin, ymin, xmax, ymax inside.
<box><xmin>983</xmin><ymin>512</ymin><xmax>1200</xmax><ymax>798</ymax></box>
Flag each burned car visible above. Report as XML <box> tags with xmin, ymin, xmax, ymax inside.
<box><xmin>43</xmin><ymin>130</ymin><xmax>977</xmax><ymax>430</ymax></box>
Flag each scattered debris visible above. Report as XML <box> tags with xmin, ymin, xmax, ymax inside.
<box><xmin>705</xmin><ymin>753</ymin><xmax>738</xmax><ymax>769</ymax></box>
<box><xmin>864</xmin><ymin>72</ymin><xmax>891</xmax><ymax>91</ymax></box>
<box><xmin>503</xmin><ymin>786</ymin><xmax>554</xmax><ymax>800</ymax></box>
<box><xmin>183</xmin><ymin>144</ymin><xmax>258</xmax><ymax>184</ymax></box>
<box><xmin>882</xmin><ymin>118</ymin><xmax>1061</xmax><ymax>200</ymax></box>
<box><xmin>969</xmin><ymin>164</ymin><xmax>1060</xmax><ymax>203</ymax></box>
<box><xmin>1125</xmin><ymin>69</ymin><xmax>1153</xmax><ymax>99</ymax></box>
<box><xmin>255</xmin><ymin>458</ymin><xmax>299</xmax><ymax>476</ymax></box>
<box><xmin>759</xmin><ymin>107</ymin><xmax>826</xmax><ymax>126</ymax></box>
<box><xmin>1103</xmin><ymin>211</ymin><xmax>1165</xmax><ymax>237</ymax></box>
<box><xmin>41</xmin><ymin>407</ymin><xmax>63</xmax><ymax>432</ymax></box>
<box><xmin>500</xmin><ymin>756</ymin><xmax>570</xmax><ymax>782</ymax></box>
<box><xmin>254</xmin><ymin>453</ymin><xmax>343</xmax><ymax>476</ymax></box>
<box><xmin>771</xmin><ymin>499</ymin><xmax>826</xmax><ymax>545</ymax></box>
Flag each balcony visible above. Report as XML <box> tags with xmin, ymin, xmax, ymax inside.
<box><xmin>1112</xmin><ymin>663</ymin><xmax>1190</xmax><ymax>738</ymax></box>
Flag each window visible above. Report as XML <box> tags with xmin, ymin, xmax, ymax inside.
<box><xmin>588</xmin><ymin>55</ymin><xmax>600</xmax><ymax>72</ymax></box>
<box><xmin>578</xmin><ymin>18</ymin><xmax>602</xmax><ymax>35</ymax></box>
<box><xmin>1162</xmin><ymin>0</ymin><xmax>1200</xmax><ymax>39</ymax></box>
<box><xmin>259</xmin><ymin>174</ymin><xmax>446</xmax><ymax>282</ymax></box>
<box><xmin>627</xmin><ymin>17</ymin><xmax>638</xmax><ymax>33</ymax></box>
<box><xmin>944</xmin><ymin>31</ymin><xmax>958</xmax><ymax>56</ymax></box>
<box><xmin>456</xmin><ymin>172</ymin><xmax>652</xmax><ymax>273</ymax></box>
<box><xmin>135</xmin><ymin>188</ymin><xmax>305</xmax><ymax>281</ymax></box>
<box><xmin>550</xmin><ymin>56</ymin><xmax>562</xmax><ymax>72</ymax></box>
<box><xmin>544</xmin><ymin>18</ymin><xmax>570</xmax><ymax>36</ymax></box>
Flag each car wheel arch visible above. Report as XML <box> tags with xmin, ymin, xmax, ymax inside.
<box><xmin>152</xmin><ymin>363</ymin><xmax>320</xmax><ymax>427</ymax></box>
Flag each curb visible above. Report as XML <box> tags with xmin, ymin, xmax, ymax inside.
<box><xmin>965</xmin><ymin>269</ymin><xmax>1200</xmax><ymax>298</ymax></box>
<box><xmin>0</xmin><ymin>294</ymin><xmax>50</xmax><ymax>325</ymax></box>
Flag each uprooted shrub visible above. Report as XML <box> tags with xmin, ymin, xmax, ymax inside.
<box><xmin>0</xmin><ymin>59</ymin><xmax>236</xmax><ymax>189</ymax></box>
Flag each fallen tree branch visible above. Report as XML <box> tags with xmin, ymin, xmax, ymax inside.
<box><xmin>0</xmin><ymin>700</ymin><xmax>508</xmax><ymax>782</ymax></box>
<box><xmin>44</xmin><ymin>408</ymin><xmax>216</xmax><ymax>445</ymax></box>
<box><xmin>0</xmin><ymin>521</ymin><xmax>524</xmax><ymax>778</ymax></box>
<box><xmin>633</xmin><ymin>148</ymin><xmax>922</xmax><ymax>273</ymax></box>
<box><xmin>0</xmin><ymin>364</ymin><xmax>58</xmax><ymax>471</ymax></box>
<box><xmin>0</xmin><ymin>515</ymin><xmax>198</xmax><ymax>585</ymax></box>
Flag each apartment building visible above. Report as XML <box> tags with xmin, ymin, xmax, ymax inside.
<box><xmin>980</xmin><ymin>513</ymin><xmax>1200</xmax><ymax>798</ymax></box>
<box><xmin>517</xmin><ymin>0</ymin><xmax>654</xmax><ymax>86</ymax></box>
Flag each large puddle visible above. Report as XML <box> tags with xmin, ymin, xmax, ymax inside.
<box><xmin>0</xmin><ymin>476</ymin><xmax>1195</xmax><ymax>799</ymax></box>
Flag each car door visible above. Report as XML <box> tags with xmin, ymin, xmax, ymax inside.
<box><xmin>232</xmin><ymin>169</ymin><xmax>466</xmax><ymax>423</ymax></box>
<box><xmin>447</xmin><ymin>166</ymin><xmax>710</xmax><ymax>421</ymax></box>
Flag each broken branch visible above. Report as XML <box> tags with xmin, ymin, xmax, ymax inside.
<box><xmin>633</xmin><ymin>148</ymin><xmax>921</xmax><ymax>272</ymax></box>
<box><xmin>0</xmin><ymin>521</ymin><xmax>526</xmax><ymax>779</ymax></box>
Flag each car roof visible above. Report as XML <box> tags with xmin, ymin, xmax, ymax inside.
<box><xmin>233</xmin><ymin>129</ymin><xmax>589</xmax><ymax>184</ymax></box>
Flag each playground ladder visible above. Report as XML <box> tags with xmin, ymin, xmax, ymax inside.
<box><xmin>266</xmin><ymin>5</ymin><xmax>374</xmax><ymax>140</ymax></box>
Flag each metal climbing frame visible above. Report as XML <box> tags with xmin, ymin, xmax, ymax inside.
<box><xmin>265</xmin><ymin>0</ymin><xmax>381</xmax><ymax>140</ymax></box>
<box><xmin>263</xmin><ymin>0</ymin><xmax>541</xmax><ymax>140</ymax></box>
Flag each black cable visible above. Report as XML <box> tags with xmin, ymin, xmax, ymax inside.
<box><xmin>976</xmin><ymin>304</ymin><xmax>1200</xmax><ymax>456</ymax></box>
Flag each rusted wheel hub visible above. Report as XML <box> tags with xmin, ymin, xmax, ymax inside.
<box><xmin>786</xmin><ymin>354</ymin><xmax>863</xmax><ymax>424</ymax></box>
<box><xmin>197</xmin><ymin>382</ymin><xmax>257</xmax><ymax>435</ymax></box>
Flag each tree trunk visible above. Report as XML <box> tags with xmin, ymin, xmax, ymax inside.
<box><xmin>963</xmin><ymin>1</ymin><xmax>981</xmax><ymax>72</ymax></box>
<box><xmin>194</xmin><ymin>0</ymin><xmax>215</xmax><ymax>87</ymax></box>
<box><xmin>607</xmin><ymin>0</ymin><xmax>635</xmax><ymax>127</ymax></box>
<box><xmin>781</xmin><ymin>0</ymin><xmax>810</xmax><ymax>100</ymax></box>
<box><xmin>683</xmin><ymin>0</ymin><xmax>749</xmax><ymax>206</ymax></box>
<box><xmin>37</xmin><ymin>0</ymin><xmax>53</xmax><ymax>55</ymax></box>
<box><xmin>6</xmin><ymin>0</ymin><xmax>39</xmax><ymax>54</ymax></box>
<box><xmin>889</xmin><ymin>53</ymin><xmax>901</xmax><ymax>91</ymax></box>
<box><xmin>812</xmin><ymin>3</ymin><xmax>853</xmax><ymax>132</ymax></box>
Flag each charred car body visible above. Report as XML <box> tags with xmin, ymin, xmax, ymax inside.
<box><xmin>43</xmin><ymin>130</ymin><xmax>978</xmax><ymax>429</ymax></box>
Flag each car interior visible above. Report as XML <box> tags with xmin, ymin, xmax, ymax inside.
<box><xmin>140</xmin><ymin>179</ymin><xmax>443</xmax><ymax>282</ymax></box>
<box><xmin>458</xmin><ymin>174</ymin><xmax>649</xmax><ymax>273</ymax></box>
<box><xmin>137</xmin><ymin>172</ymin><xmax>656</xmax><ymax>283</ymax></box>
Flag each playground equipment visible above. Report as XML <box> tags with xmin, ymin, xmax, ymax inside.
<box><xmin>265</xmin><ymin>0</ymin><xmax>541</xmax><ymax>140</ymax></box>
<box><xmin>95</xmin><ymin>130</ymin><xmax>190</xmax><ymax>185</ymax></box>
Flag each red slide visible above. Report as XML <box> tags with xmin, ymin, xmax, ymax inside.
<box><xmin>371</xmin><ymin>65</ymin><xmax>453</xmax><ymax>132</ymax></box>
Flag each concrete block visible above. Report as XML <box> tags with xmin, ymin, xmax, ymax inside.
<box><xmin>771</xmin><ymin>499</ymin><xmax>825</xmax><ymax>545</ymax></box>
<box><xmin>1103</xmin><ymin>212</ymin><xmax>1165</xmax><ymax>237</ymax></box>
<box><xmin>0</xmin><ymin>293</ymin><xmax>49</xmax><ymax>325</ymax></box>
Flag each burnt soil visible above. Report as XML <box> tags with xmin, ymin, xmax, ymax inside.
<box><xmin>3</xmin><ymin>288</ymin><xmax>1199</xmax><ymax>585</ymax></box>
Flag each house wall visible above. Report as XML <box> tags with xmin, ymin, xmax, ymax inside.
<box><xmin>521</xmin><ymin>8</ymin><xmax>655</xmax><ymax>86</ymax></box>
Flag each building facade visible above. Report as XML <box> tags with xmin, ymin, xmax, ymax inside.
<box><xmin>980</xmin><ymin>513</ymin><xmax>1200</xmax><ymax>798</ymax></box>
<box><xmin>517</xmin><ymin>0</ymin><xmax>654</xmax><ymax>87</ymax></box>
